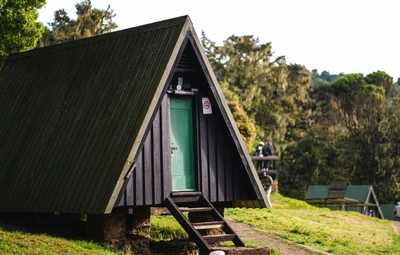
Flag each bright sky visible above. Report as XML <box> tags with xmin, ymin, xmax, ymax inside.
<box><xmin>38</xmin><ymin>0</ymin><xmax>400</xmax><ymax>80</ymax></box>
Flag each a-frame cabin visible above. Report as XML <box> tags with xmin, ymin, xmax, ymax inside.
<box><xmin>305</xmin><ymin>182</ymin><xmax>384</xmax><ymax>219</ymax></box>
<box><xmin>0</xmin><ymin>16</ymin><xmax>269</xmax><ymax>252</ymax></box>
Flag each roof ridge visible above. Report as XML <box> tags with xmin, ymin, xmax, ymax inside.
<box><xmin>8</xmin><ymin>15</ymin><xmax>190</xmax><ymax>60</ymax></box>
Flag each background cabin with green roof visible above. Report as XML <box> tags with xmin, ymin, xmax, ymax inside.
<box><xmin>305</xmin><ymin>181</ymin><xmax>383</xmax><ymax>219</ymax></box>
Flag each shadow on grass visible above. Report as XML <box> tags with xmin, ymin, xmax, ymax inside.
<box><xmin>0</xmin><ymin>212</ymin><xmax>87</xmax><ymax>241</ymax></box>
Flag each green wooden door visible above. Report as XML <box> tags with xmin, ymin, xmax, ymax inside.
<box><xmin>170</xmin><ymin>95</ymin><xmax>195</xmax><ymax>191</ymax></box>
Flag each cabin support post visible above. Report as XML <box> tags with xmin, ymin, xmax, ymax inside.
<box><xmin>273</xmin><ymin>179</ymin><xmax>279</xmax><ymax>194</ymax></box>
<box><xmin>86</xmin><ymin>207</ymin><xmax>126</xmax><ymax>241</ymax></box>
<box><xmin>126</xmin><ymin>206</ymin><xmax>151</xmax><ymax>238</ymax></box>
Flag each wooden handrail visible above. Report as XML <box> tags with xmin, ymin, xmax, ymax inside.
<box><xmin>251</xmin><ymin>156</ymin><xmax>278</xmax><ymax>175</ymax></box>
<box><xmin>250</xmin><ymin>156</ymin><xmax>278</xmax><ymax>161</ymax></box>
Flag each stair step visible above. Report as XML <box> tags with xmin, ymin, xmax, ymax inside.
<box><xmin>203</xmin><ymin>234</ymin><xmax>236</xmax><ymax>242</ymax></box>
<box><xmin>165</xmin><ymin>194</ymin><xmax>246</xmax><ymax>251</ymax></box>
<box><xmin>170</xmin><ymin>192</ymin><xmax>203</xmax><ymax>204</ymax></box>
<box><xmin>171</xmin><ymin>191</ymin><xmax>202</xmax><ymax>197</ymax></box>
<box><xmin>180</xmin><ymin>207</ymin><xmax>213</xmax><ymax>212</ymax></box>
<box><xmin>192</xmin><ymin>221</ymin><xmax>224</xmax><ymax>230</ymax></box>
<box><xmin>171</xmin><ymin>195</ymin><xmax>202</xmax><ymax>204</ymax></box>
<box><xmin>165</xmin><ymin>197</ymin><xmax>210</xmax><ymax>251</ymax></box>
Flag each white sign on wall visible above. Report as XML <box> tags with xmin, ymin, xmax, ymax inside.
<box><xmin>202</xmin><ymin>97</ymin><xmax>212</xmax><ymax>114</ymax></box>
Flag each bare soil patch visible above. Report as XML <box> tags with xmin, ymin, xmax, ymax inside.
<box><xmin>391</xmin><ymin>220</ymin><xmax>400</xmax><ymax>235</ymax></box>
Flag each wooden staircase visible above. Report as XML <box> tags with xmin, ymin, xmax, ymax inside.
<box><xmin>165</xmin><ymin>192</ymin><xmax>245</xmax><ymax>253</ymax></box>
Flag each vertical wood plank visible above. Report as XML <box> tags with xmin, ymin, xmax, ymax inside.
<box><xmin>216</xmin><ymin>118</ymin><xmax>226</xmax><ymax>202</ymax></box>
<box><xmin>193</xmin><ymin>96</ymin><xmax>201</xmax><ymax>192</ymax></box>
<box><xmin>135</xmin><ymin>151</ymin><xmax>144</xmax><ymax>205</ymax></box>
<box><xmin>117</xmin><ymin>193</ymin><xmax>125</xmax><ymax>207</ymax></box>
<box><xmin>125</xmin><ymin>172</ymin><xmax>134</xmax><ymax>206</ymax></box>
<box><xmin>144</xmin><ymin>131</ymin><xmax>153</xmax><ymax>205</ymax></box>
<box><xmin>225</xmin><ymin>141</ymin><xmax>234</xmax><ymax>201</ymax></box>
<box><xmin>199</xmin><ymin>101</ymin><xmax>209</xmax><ymax>198</ymax></box>
<box><xmin>152</xmin><ymin>106</ymin><xmax>162</xmax><ymax>204</ymax></box>
<box><xmin>162</xmin><ymin>94</ymin><xmax>172</xmax><ymax>198</ymax></box>
<box><xmin>234</xmin><ymin>156</ymin><xmax>245</xmax><ymax>200</ymax></box>
<box><xmin>207</xmin><ymin>114</ymin><xmax>217</xmax><ymax>202</ymax></box>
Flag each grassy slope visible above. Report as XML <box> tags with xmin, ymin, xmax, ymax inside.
<box><xmin>0</xmin><ymin>194</ymin><xmax>399</xmax><ymax>254</ymax></box>
<box><xmin>225</xmin><ymin>194</ymin><xmax>400</xmax><ymax>255</ymax></box>
<box><xmin>0</xmin><ymin>224</ymin><xmax>122</xmax><ymax>255</ymax></box>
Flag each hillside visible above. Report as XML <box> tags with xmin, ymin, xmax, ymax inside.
<box><xmin>225</xmin><ymin>194</ymin><xmax>400</xmax><ymax>255</ymax></box>
<box><xmin>0</xmin><ymin>194</ymin><xmax>399</xmax><ymax>254</ymax></box>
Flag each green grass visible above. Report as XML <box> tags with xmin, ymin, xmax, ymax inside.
<box><xmin>0</xmin><ymin>194</ymin><xmax>399</xmax><ymax>254</ymax></box>
<box><xmin>0</xmin><ymin>224</ymin><xmax>122</xmax><ymax>255</ymax></box>
<box><xmin>225</xmin><ymin>193</ymin><xmax>400</xmax><ymax>255</ymax></box>
<box><xmin>150</xmin><ymin>215</ymin><xmax>188</xmax><ymax>241</ymax></box>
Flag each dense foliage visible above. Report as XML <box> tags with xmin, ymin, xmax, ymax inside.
<box><xmin>201</xmin><ymin>33</ymin><xmax>312</xmax><ymax>155</ymax></box>
<box><xmin>202</xmin><ymin>34</ymin><xmax>400</xmax><ymax>204</ymax></box>
<box><xmin>329</xmin><ymin>72</ymin><xmax>400</xmax><ymax>203</ymax></box>
<box><xmin>311</xmin><ymin>69</ymin><xmax>343</xmax><ymax>87</ymax></box>
<box><xmin>37</xmin><ymin>0</ymin><xmax>117</xmax><ymax>47</ymax></box>
<box><xmin>0</xmin><ymin>0</ymin><xmax>45</xmax><ymax>66</ymax></box>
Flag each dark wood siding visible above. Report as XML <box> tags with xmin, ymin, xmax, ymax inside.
<box><xmin>118</xmin><ymin>94</ymin><xmax>171</xmax><ymax>206</ymax></box>
<box><xmin>195</xmin><ymin>96</ymin><xmax>255</xmax><ymax>203</ymax></box>
<box><xmin>117</xmin><ymin>93</ymin><xmax>256</xmax><ymax>208</ymax></box>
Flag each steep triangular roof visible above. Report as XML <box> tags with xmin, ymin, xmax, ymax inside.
<box><xmin>0</xmin><ymin>16</ymin><xmax>268</xmax><ymax>214</ymax></box>
<box><xmin>305</xmin><ymin>185</ymin><xmax>383</xmax><ymax>218</ymax></box>
<box><xmin>305</xmin><ymin>185</ymin><xmax>379</xmax><ymax>204</ymax></box>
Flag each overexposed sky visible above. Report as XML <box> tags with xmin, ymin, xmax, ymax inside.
<box><xmin>38</xmin><ymin>0</ymin><xmax>400</xmax><ymax>79</ymax></box>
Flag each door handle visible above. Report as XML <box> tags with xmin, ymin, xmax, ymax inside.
<box><xmin>171</xmin><ymin>146</ymin><xmax>178</xmax><ymax>157</ymax></box>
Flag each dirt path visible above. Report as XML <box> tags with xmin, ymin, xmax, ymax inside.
<box><xmin>391</xmin><ymin>220</ymin><xmax>400</xmax><ymax>235</ymax></box>
<box><xmin>226</xmin><ymin>218</ymin><xmax>332</xmax><ymax>255</ymax></box>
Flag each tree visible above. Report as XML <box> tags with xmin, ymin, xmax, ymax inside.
<box><xmin>219</xmin><ymin>80</ymin><xmax>256</xmax><ymax>149</ymax></box>
<box><xmin>279</xmin><ymin>130</ymin><xmax>346</xmax><ymax>200</ymax></box>
<box><xmin>0</xmin><ymin>0</ymin><xmax>6</xmax><ymax>10</ymax></box>
<box><xmin>75</xmin><ymin>0</ymin><xmax>117</xmax><ymax>37</ymax></box>
<box><xmin>202</xmin><ymin>33</ymin><xmax>399</xmax><ymax>204</ymax></box>
<box><xmin>37</xmin><ymin>0</ymin><xmax>117</xmax><ymax>47</ymax></box>
<box><xmin>311</xmin><ymin>69</ymin><xmax>343</xmax><ymax>87</ymax></box>
<box><xmin>0</xmin><ymin>0</ymin><xmax>45</xmax><ymax>65</ymax></box>
<box><xmin>201</xmin><ymin>34</ymin><xmax>312</xmax><ymax>154</ymax></box>
<box><xmin>330</xmin><ymin>71</ymin><xmax>400</xmax><ymax>203</ymax></box>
